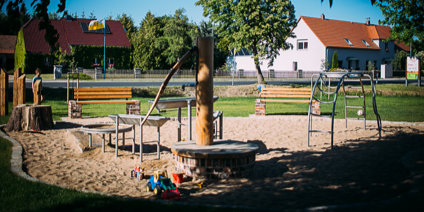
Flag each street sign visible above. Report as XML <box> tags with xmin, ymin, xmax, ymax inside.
<box><xmin>406</xmin><ymin>57</ymin><xmax>420</xmax><ymax>80</ymax></box>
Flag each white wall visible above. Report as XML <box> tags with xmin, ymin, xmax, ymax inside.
<box><xmin>234</xmin><ymin>18</ymin><xmax>326</xmax><ymax>72</ymax></box>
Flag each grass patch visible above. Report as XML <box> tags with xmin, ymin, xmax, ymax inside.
<box><xmin>40</xmin><ymin>95</ymin><xmax>424</xmax><ymax>122</ymax></box>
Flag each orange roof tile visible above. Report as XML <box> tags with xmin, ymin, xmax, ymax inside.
<box><xmin>301</xmin><ymin>16</ymin><xmax>408</xmax><ymax>51</ymax></box>
<box><xmin>0</xmin><ymin>35</ymin><xmax>17</xmax><ymax>54</ymax></box>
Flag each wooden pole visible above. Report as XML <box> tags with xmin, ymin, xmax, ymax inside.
<box><xmin>17</xmin><ymin>74</ymin><xmax>26</xmax><ymax>105</ymax></box>
<box><xmin>0</xmin><ymin>68</ymin><xmax>8</xmax><ymax>116</ymax></box>
<box><xmin>33</xmin><ymin>80</ymin><xmax>42</xmax><ymax>105</ymax></box>
<box><xmin>13</xmin><ymin>68</ymin><xmax>21</xmax><ymax>107</ymax></box>
<box><xmin>66</xmin><ymin>72</ymin><xmax>69</xmax><ymax>104</ymax></box>
<box><xmin>195</xmin><ymin>37</ymin><xmax>214</xmax><ymax>146</ymax></box>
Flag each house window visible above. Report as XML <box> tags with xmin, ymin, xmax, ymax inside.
<box><xmin>93</xmin><ymin>58</ymin><xmax>100</xmax><ymax>67</ymax></box>
<box><xmin>293</xmin><ymin>61</ymin><xmax>298</xmax><ymax>71</ymax></box>
<box><xmin>44</xmin><ymin>57</ymin><xmax>50</xmax><ymax>66</ymax></box>
<box><xmin>108</xmin><ymin>58</ymin><xmax>114</xmax><ymax>68</ymax></box>
<box><xmin>297</xmin><ymin>40</ymin><xmax>308</xmax><ymax>50</ymax></box>
<box><xmin>362</xmin><ymin>40</ymin><xmax>371</xmax><ymax>47</ymax></box>
<box><xmin>384</xmin><ymin>42</ymin><xmax>389</xmax><ymax>52</ymax></box>
<box><xmin>344</xmin><ymin>38</ymin><xmax>353</xmax><ymax>46</ymax></box>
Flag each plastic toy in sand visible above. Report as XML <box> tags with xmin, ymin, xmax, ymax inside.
<box><xmin>130</xmin><ymin>165</ymin><xmax>144</xmax><ymax>180</ymax></box>
<box><xmin>171</xmin><ymin>172</ymin><xmax>184</xmax><ymax>184</ymax></box>
<box><xmin>146</xmin><ymin>170</ymin><xmax>181</xmax><ymax>200</ymax></box>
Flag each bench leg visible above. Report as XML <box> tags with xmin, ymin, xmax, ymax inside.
<box><xmin>132</xmin><ymin>125</ymin><xmax>135</xmax><ymax>154</ymax></box>
<box><xmin>102</xmin><ymin>134</ymin><xmax>105</xmax><ymax>153</ymax></box>
<box><xmin>219</xmin><ymin>112</ymin><xmax>223</xmax><ymax>139</ymax></box>
<box><xmin>126</xmin><ymin>100</ymin><xmax>140</xmax><ymax>115</ymax></box>
<box><xmin>88</xmin><ymin>133</ymin><xmax>92</xmax><ymax>147</ymax></box>
<box><xmin>255</xmin><ymin>99</ymin><xmax>266</xmax><ymax>116</ymax></box>
<box><xmin>68</xmin><ymin>100</ymin><xmax>82</xmax><ymax>118</ymax></box>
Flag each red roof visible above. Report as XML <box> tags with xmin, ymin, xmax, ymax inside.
<box><xmin>0</xmin><ymin>35</ymin><xmax>17</xmax><ymax>54</ymax></box>
<box><xmin>22</xmin><ymin>18</ymin><xmax>131</xmax><ymax>54</ymax></box>
<box><xmin>301</xmin><ymin>16</ymin><xmax>409</xmax><ymax>51</ymax></box>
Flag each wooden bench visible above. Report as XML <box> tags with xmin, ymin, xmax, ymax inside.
<box><xmin>255</xmin><ymin>87</ymin><xmax>320</xmax><ymax>115</ymax></box>
<box><xmin>68</xmin><ymin>88</ymin><xmax>140</xmax><ymax>118</ymax></box>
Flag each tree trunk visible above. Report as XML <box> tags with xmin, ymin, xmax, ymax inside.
<box><xmin>5</xmin><ymin>104</ymin><xmax>54</xmax><ymax>131</ymax></box>
<box><xmin>252</xmin><ymin>48</ymin><xmax>266</xmax><ymax>84</ymax></box>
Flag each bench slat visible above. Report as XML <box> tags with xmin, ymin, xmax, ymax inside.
<box><xmin>262</xmin><ymin>88</ymin><xmax>311</xmax><ymax>91</ymax></box>
<box><xmin>76</xmin><ymin>95</ymin><xmax>132</xmax><ymax>99</ymax></box>
<box><xmin>260</xmin><ymin>99</ymin><xmax>311</xmax><ymax>103</ymax></box>
<box><xmin>74</xmin><ymin>88</ymin><xmax>131</xmax><ymax>91</ymax></box>
<box><xmin>75</xmin><ymin>91</ymin><xmax>132</xmax><ymax>95</ymax></box>
<box><xmin>260</xmin><ymin>94</ymin><xmax>311</xmax><ymax>98</ymax></box>
<box><xmin>76</xmin><ymin>100</ymin><xmax>137</xmax><ymax>104</ymax></box>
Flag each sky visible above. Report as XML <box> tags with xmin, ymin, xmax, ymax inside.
<box><xmin>21</xmin><ymin>0</ymin><xmax>385</xmax><ymax>26</ymax></box>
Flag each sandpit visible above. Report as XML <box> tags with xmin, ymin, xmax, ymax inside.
<box><xmin>5</xmin><ymin>115</ymin><xmax>424</xmax><ymax>210</ymax></box>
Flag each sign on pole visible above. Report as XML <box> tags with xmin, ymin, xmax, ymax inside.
<box><xmin>406</xmin><ymin>56</ymin><xmax>421</xmax><ymax>87</ymax></box>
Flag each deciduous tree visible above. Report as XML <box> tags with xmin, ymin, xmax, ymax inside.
<box><xmin>196</xmin><ymin>0</ymin><xmax>296</xmax><ymax>84</ymax></box>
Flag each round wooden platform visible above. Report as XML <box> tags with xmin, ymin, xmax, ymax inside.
<box><xmin>171</xmin><ymin>140</ymin><xmax>259</xmax><ymax>179</ymax></box>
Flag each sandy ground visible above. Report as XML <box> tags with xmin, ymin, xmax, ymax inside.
<box><xmin>6</xmin><ymin>115</ymin><xmax>424</xmax><ymax>211</ymax></box>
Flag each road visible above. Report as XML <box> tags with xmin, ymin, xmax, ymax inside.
<box><xmin>16</xmin><ymin>78</ymin><xmax>410</xmax><ymax>88</ymax></box>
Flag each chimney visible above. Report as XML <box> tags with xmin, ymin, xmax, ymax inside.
<box><xmin>321</xmin><ymin>14</ymin><xmax>325</xmax><ymax>20</ymax></box>
<box><xmin>365</xmin><ymin>17</ymin><xmax>370</xmax><ymax>25</ymax></box>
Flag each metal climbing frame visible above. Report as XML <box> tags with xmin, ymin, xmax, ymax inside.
<box><xmin>307</xmin><ymin>72</ymin><xmax>382</xmax><ymax>149</ymax></box>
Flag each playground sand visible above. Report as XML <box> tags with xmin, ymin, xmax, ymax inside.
<box><xmin>6</xmin><ymin>116</ymin><xmax>424</xmax><ymax>210</ymax></box>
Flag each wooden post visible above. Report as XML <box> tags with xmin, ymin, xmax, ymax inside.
<box><xmin>13</xmin><ymin>69</ymin><xmax>21</xmax><ymax>107</ymax></box>
<box><xmin>33</xmin><ymin>80</ymin><xmax>42</xmax><ymax>105</ymax></box>
<box><xmin>67</xmin><ymin>72</ymin><xmax>69</xmax><ymax>104</ymax></box>
<box><xmin>195</xmin><ymin>37</ymin><xmax>214</xmax><ymax>146</ymax></box>
<box><xmin>0</xmin><ymin>68</ymin><xmax>8</xmax><ymax>116</ymax></box>
<box><xmin>17</xmin><ymin>74</ymin><xmax>26</xmax><ymax>105</ymax></box>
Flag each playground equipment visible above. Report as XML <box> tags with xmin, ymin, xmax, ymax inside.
<box><xmin>142</xmin><ymin>37</ymin><xmax>258</xmax><ymax>179</ymax></box>
<box><xmin>307</xmin><ymin>71</ymin><xmax>382</xmax><ymax>149</ymax></box>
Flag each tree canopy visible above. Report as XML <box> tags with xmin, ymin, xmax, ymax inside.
<box><xmin>0</xmin><ymin>0</ymin><xmax>30</xmax><ymax>35</ymax></box>
<box><xmin>196</xmin><ymin>0</ymin><xmax>296</xmax><ymax>84</ymax></box>
<box><xmin>373</xmin><ymin>0</ymin><xmax>423</xmax><ymax>45</ymax></box>
<box><xmin>1</xmin><ymin>0</ymin><xmax>66</xmax><ymax>54</ymax></box>
<box><xmin>131</xmin><ymin>10</ymin><xmax>199</xmax><ymax>71</ymax></box>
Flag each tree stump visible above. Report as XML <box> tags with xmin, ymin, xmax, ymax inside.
<box><xmin>5</xmin><ymin>104</ymin><xmax>54</xmax><ymax>131</ymax></box>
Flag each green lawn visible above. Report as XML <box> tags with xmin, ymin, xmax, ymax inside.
<box><xmin>41</xmin><ymin>94</ymin><xmax>424</xmax><ymax>122</ymax></box>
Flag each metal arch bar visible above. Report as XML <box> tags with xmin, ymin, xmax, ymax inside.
<box><xmin>308</xmin><ymin>71</ymin><xmax>382</xmax><ymax>149</ymax></box>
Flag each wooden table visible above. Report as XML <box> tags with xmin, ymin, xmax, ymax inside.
<box><xmin>148</xmin><ymin>96</ymin><xmax>219</xmax><ymax>141</ymax></box>
<box><xmin>109</xmin><ymin>114</ymin><xmax>169</xmax><ymax>162</ymax></box>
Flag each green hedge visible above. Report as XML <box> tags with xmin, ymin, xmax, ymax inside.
<box><xmin>71</xmin><ymin>45</ymin><xmax>131</xmax><ymax>69</ymax></box>
<box><xmin>14</xmin><ymin>30</ymin><xmax>26</xmax><ymax>73</ymax></box>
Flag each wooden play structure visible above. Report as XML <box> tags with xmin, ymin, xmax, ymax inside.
<box><xmin>0</xmin><ymin>69</ymin><xmax>8</xmax><ymax>116</ymax></box>
<box><xmin>5</xmin><ymin>69</ymin><xmax>54</xmax><ymax>131</ymax></box>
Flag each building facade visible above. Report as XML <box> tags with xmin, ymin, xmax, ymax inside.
<box><xmin>234</xmin><ymin>15</ymin><xmax>409</xmax><ymax>74</ymax></box>
<box><xmin>15</xmin><ymin>16</ymin><xmax>131</xmax><ymax>73</ymax></box>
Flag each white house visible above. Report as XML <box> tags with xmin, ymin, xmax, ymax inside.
<box><xmin>234</xmin><ymin>15</ymin><xmax>409</xmax><ymax>74</ymax></box>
